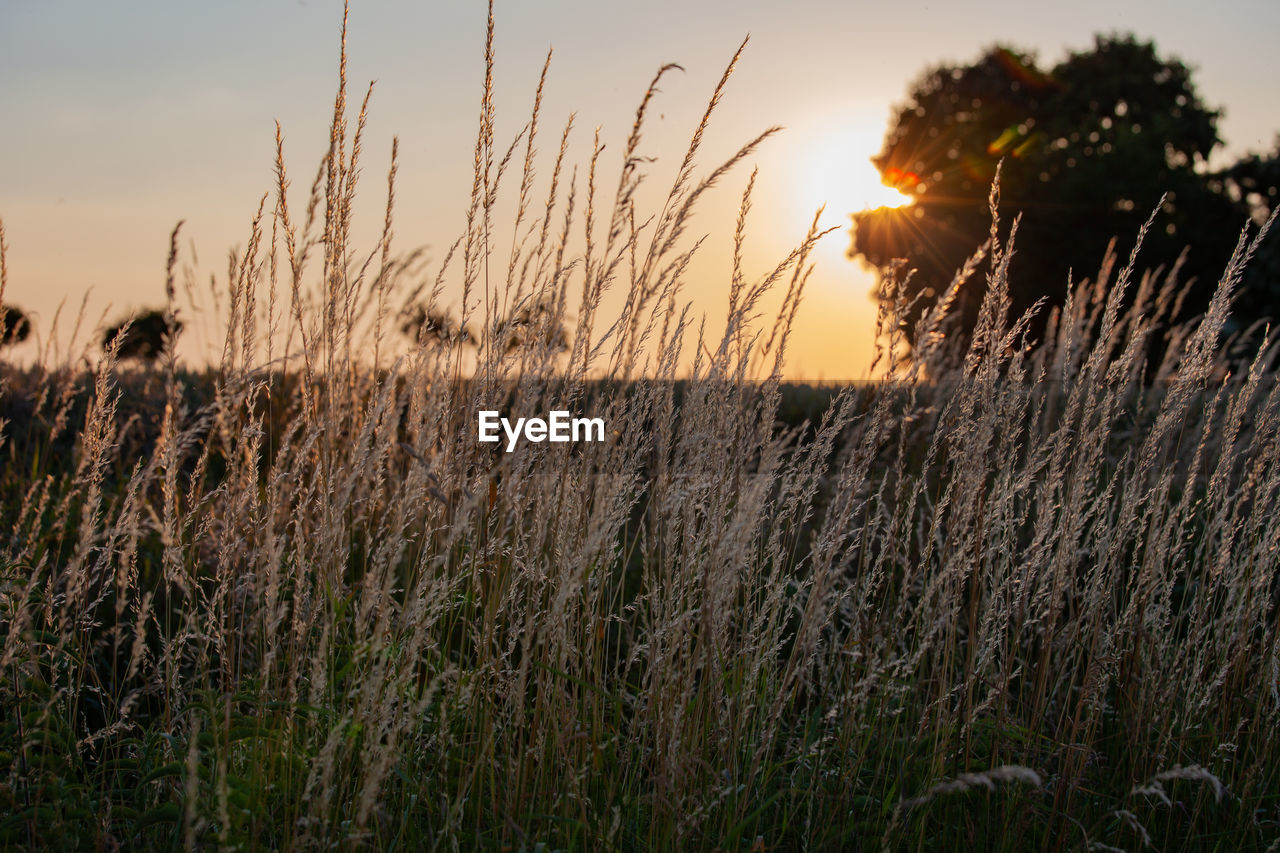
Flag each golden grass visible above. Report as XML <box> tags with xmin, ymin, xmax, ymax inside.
<box><xmin>0</xmin><ymin>2</ymin><xmax>1278</xmax><ymax>849</ymax></box>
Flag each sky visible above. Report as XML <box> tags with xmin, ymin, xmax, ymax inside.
<box><xmin>2</xmin><ymin>0</ymin><xmax>1278</xmax><ymax>379</ymax></box>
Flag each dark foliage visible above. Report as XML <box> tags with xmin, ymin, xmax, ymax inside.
<box><xmin>101</xmin><ymin>308</ymin><xmax>182</xmax><ymax>362</ymax></box>
<box><xmin>1215</xmin><ymin>139</ymin><xmax>1280</xmax><ymax>342</ymax></box>
<box><xmin>0</xmin><ymin>305</ymin><xmax>31</xmax><ymax>346</ymax></box>
<box><xmin>494</xmin><ymin>298</ymin><xmax>570</xmax><ymax>354</ymax></box>
<box><xmin>399</xmin><ymin>304</ymin><xmax>473</xmax><ymax>346</ymax></box>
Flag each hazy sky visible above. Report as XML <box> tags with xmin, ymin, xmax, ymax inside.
<box><xmin>3</xmin><ymin>0</ymin><xmax>1278</xmax><ymax>377</ymax></box>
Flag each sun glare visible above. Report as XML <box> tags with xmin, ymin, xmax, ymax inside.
<box><xmin>792</xmin><ymin>119</ymin><xmax>914</xmax><ymax>223</ymax></box>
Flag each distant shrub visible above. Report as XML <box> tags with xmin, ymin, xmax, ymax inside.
<box><xmin>399</xmin><ymin>303</ymin><xmax>473</xmax><ymax>346</ymax></box>
<box><xmin>101</xmin><ymin>308</ymin><xmax>182</xmax><ymax>361</ymax></box>
<box><xmin>493</xmin><ymin>298</ymin><xmax>570</xmax><ymax>354</ymax></box>
<box><xmin>0</xmin><ymin>304</ymin><xmax>30</xmax><ymax>345</ymax></box>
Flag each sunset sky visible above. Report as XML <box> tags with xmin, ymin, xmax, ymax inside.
<box><xmin>2</xmin><ymin>0</ymin><xmax>1278</xmax><ymax>378</ymax></box>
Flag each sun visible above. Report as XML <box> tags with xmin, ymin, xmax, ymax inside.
<box><xmin>791</xmin><ymin>117</ymin><xmax>914</xmax><ymax>222</ymax></box>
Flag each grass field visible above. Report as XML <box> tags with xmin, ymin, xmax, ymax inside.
<box><xmin>1</xmin><ymin>5</ymin><xmax>1278</xmax><ymax>850</ymax></box>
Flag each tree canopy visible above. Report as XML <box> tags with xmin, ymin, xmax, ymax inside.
<box><xmin>850</xmin><ymin>34</ymin><xmax>1276</xmax><ymax>353</ymax></box>
<box><xmin>102</xmin><ymin>309</ymin><xmax>182</xmax><ymax>362</ymax></box>
<box><xmin>1217</xmin><ymin>137</ymin><xmax>1280</xmax><ymax>337</ymax></box>
<box><xmin>0</xmin><ymin>305</ymin><xmax>31</xmax><ymax>347</ymax></box>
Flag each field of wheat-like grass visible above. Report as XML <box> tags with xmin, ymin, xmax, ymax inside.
<box><xmin>1</xmin><ymin>4</ymin><xmax>1278</xmax><ymax>850</ymax></box>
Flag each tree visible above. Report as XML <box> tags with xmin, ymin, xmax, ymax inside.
<box><xmin>398</xmin><ymin>303</ymin><xmax>473</xmax><ymax>347</ymax></box>
<box><xmin>0</xmin><ymin>305</ymin><xmax>31</xmax><ymax>346</ymax></box>
<box><xmin>102</xmin><ymin>309</ymin><xmax>182</xmax><ymax>362</ymax></box>
<box><xmin>492</xmin><ymin>298</ymin><xmax>570</xmax><ymax>354</ymax></box>
<box><xmin>850</xmin><ymin>35</ymin><xmax>1261</xmax><ymax>352</ymax></box>
<box><xmin>1215</xmin><ymin>139</ymin><xmax>1280</xmax><ymax>345</ymax></box>
<box><xmin>397</xmin><ymin>298</ymin><xmax>569</xmax><ymax>355</ymax></box>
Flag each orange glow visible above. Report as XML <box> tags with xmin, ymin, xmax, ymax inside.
<box><xmin>993</xmin><ymin>48</ymin><xmax>1058</xmax><ymax>91</ymax></box>
<box><xmin>987</xmin><ymin>126</ymin><xmax>1021</xmax><ymax>156</ymax></box>
<box><xmin>791</xmin><ymin>121</ymin><xmax>916</xmax><ymax>221</ymax></box>
<box><xmin>988</xmin><ymin>126</ymin><xmax>1042</xmax><ymax>158</ymax></box>
<box><xmin>883</xmin><ymin>166</ymin><xmax>921</xmax><ymax>191</ymax></box>
<box><xmin>1011</xmin><ymin>132</ymin><xmax>1041</xmax><ymax>157</ymax></box>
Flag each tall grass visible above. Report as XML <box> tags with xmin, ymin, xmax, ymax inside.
<box><xmin>2</xmin><ymin>4</ymin><xmax>1279</xmax><ymax>849</ymax></box>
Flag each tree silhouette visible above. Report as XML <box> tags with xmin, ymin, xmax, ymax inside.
<box><xmin>1215</xmin><ymin>139</ymin><xmax>1280</xmax><ymax>342</ymax></box>
<box><xmin>398</xmin><ymin>304</ymin><xmax>473</xmax><ymax>347</ymax></box>
<box><xmin>398</xmin><ymin>299</ymin><xmax>569</xmax><ymax>356</ymax></box>
<box><xmin>0</xmin><ymin>305</ymin><xmax>31</xmax><ymax>346</ymax></box>
<box><xmin>851</xmin><ymin>35</ymin><xmax>1263</xmax><ymax>351</ymax></box>
<box><xmin>102</xmin><ymin>309</ymin><xmax>182</xmax><ymax>362</ymax></box>
<box><xmin>492</xmin><ymin>298</ymin><xmax>570</xmax><ymax>354</ymax></box>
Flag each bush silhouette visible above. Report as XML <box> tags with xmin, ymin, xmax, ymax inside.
<box><xmin>493</xmin><ymin>299</ymin><xmax>569</xmax><ymax>354</ymax></box>
<box><xmin>101</xmin><ymin>309</ymin><xmax>182</xmax><ymax>362</ymax></box>
<box><xmin>399</xmin><ymin>304</ymin><xmax>473</xmax><ymax>347</ymax></box>
<box><xmin>0</xmin><ymin>305</ymin><xmax>31</xmax><ymax>346</ymax></box>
